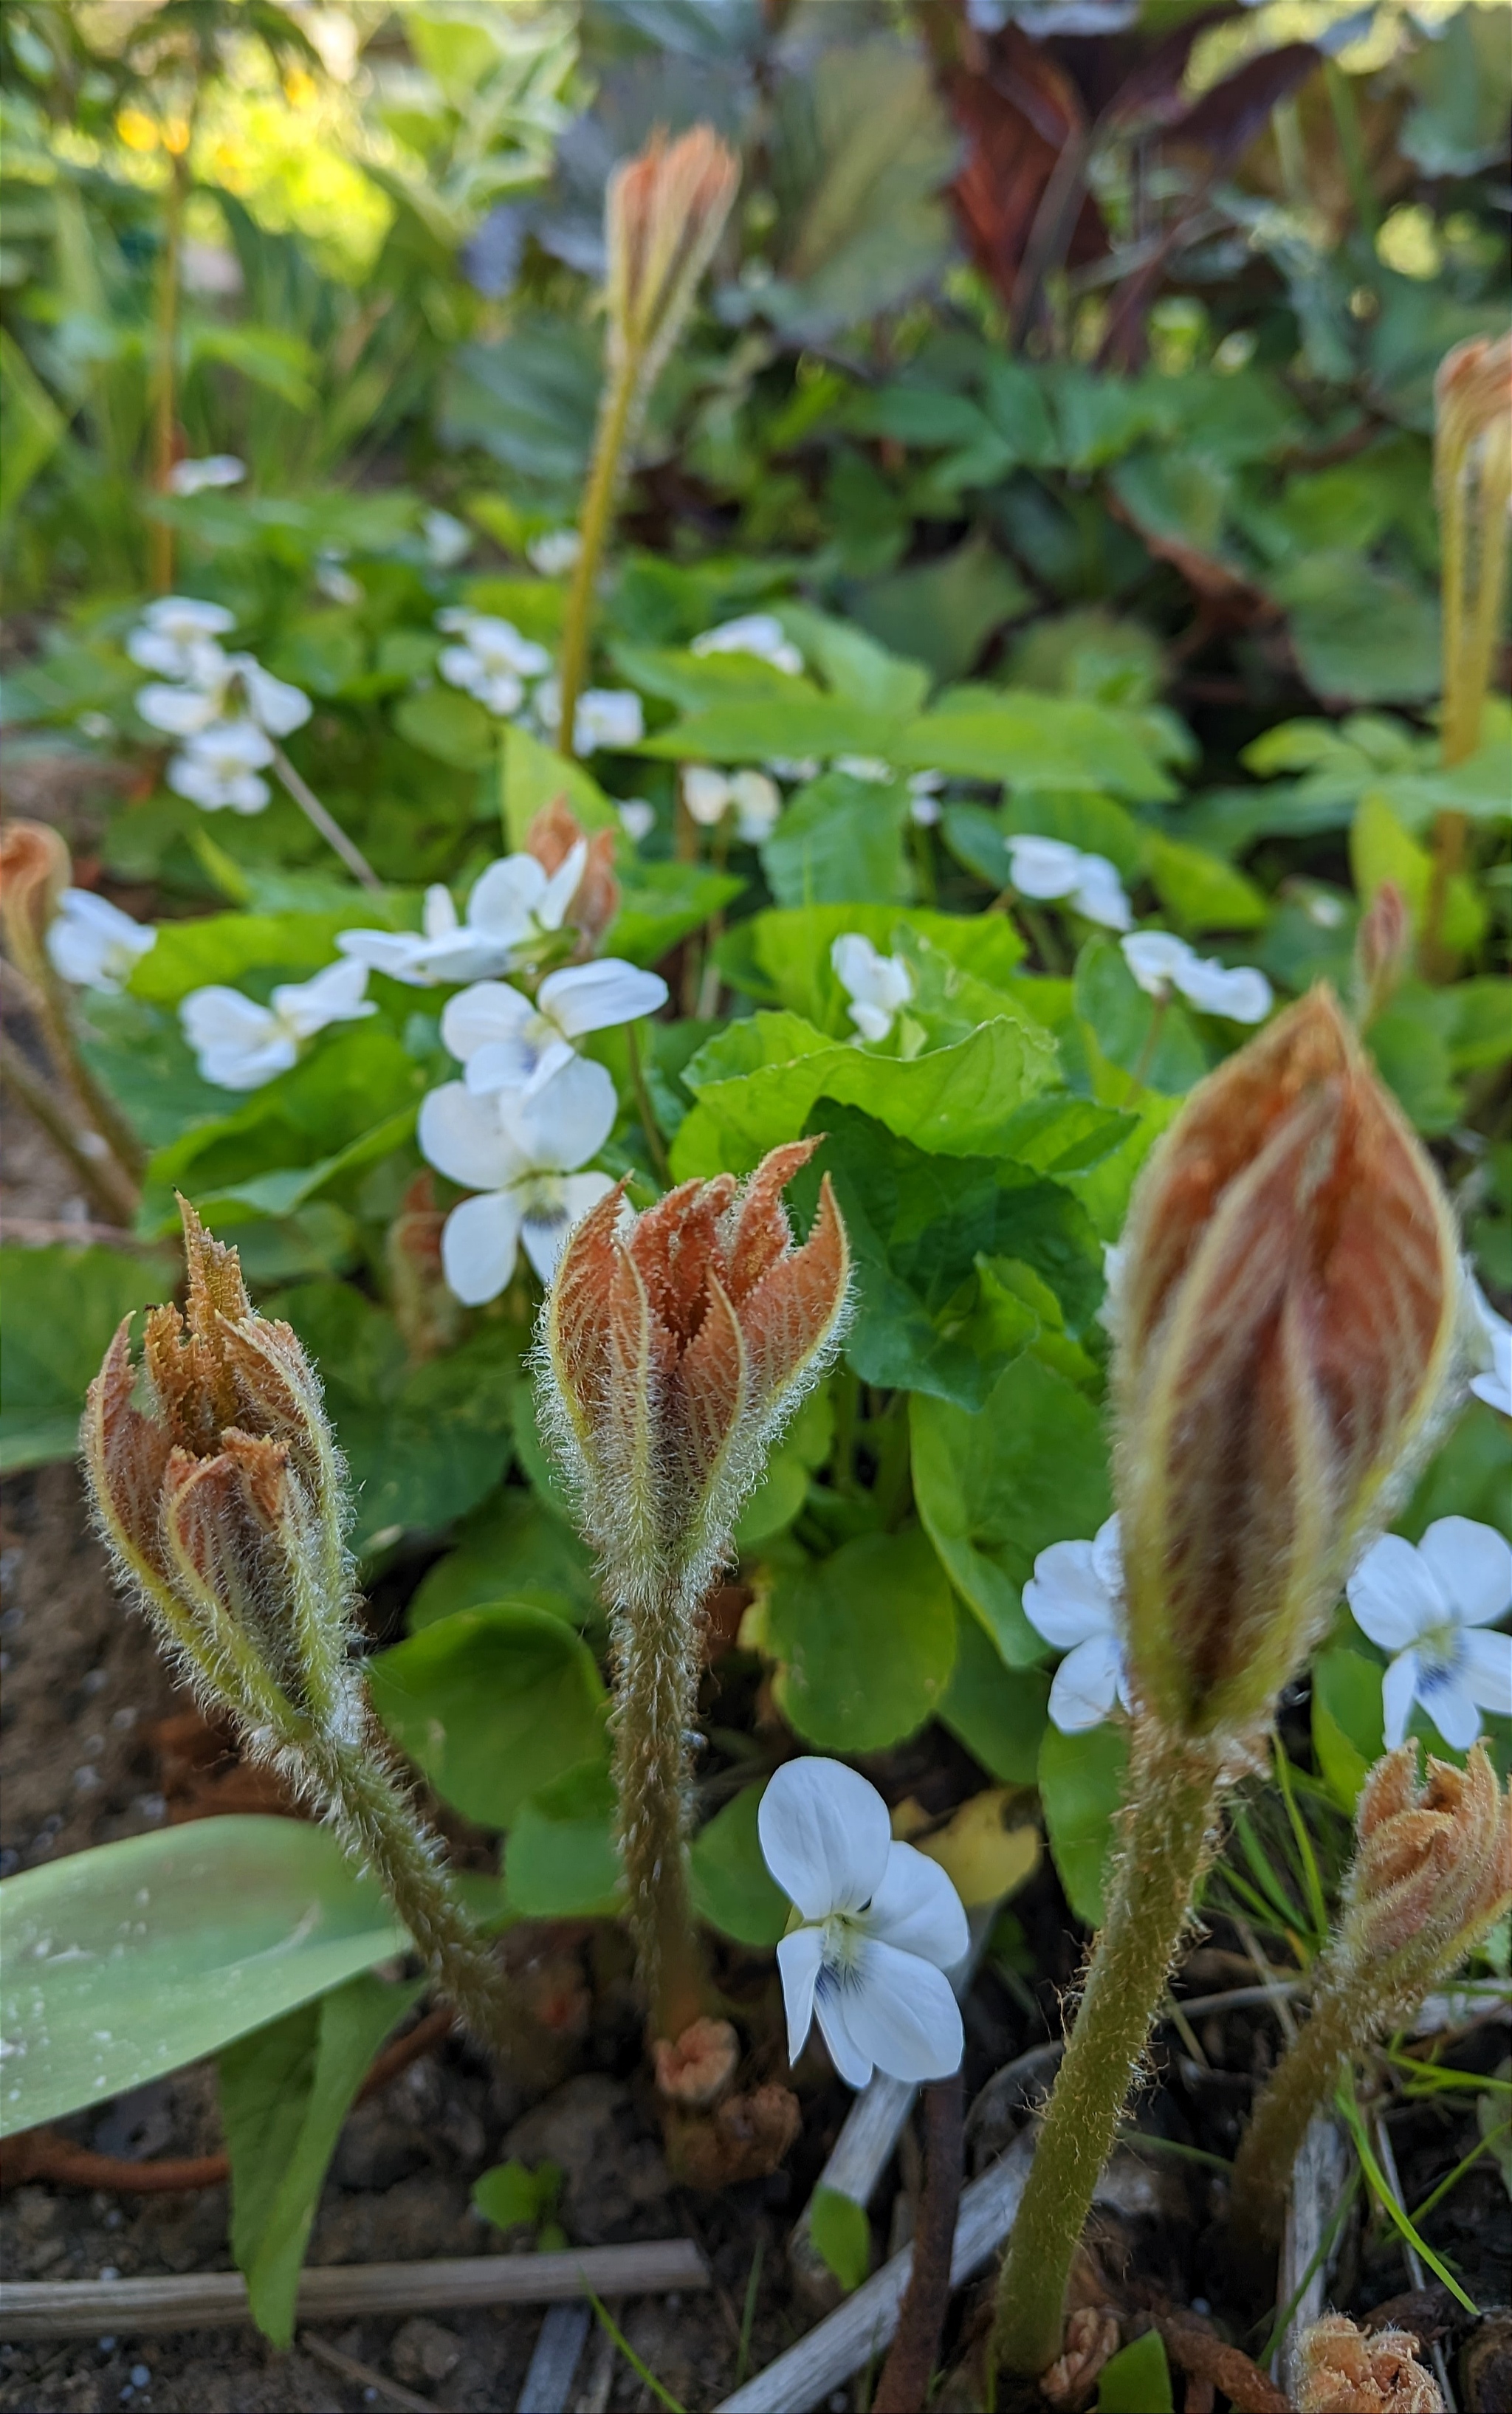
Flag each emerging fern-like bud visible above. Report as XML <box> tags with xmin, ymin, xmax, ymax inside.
<box><xmin>1333</xmin><ymin>1741</ymin><xmax>1511</xmax><ymax>2015</ymax></box>
<box><xmin>83</xmin><ymin>1197</ymin><xmax>515</xmax><ymax>2053</ymax></box>
<box><xmin>1232</xmin><ymin>1741</ymin><xmax>1511</xmax><ymax>2241</ymax></box>
<box><xmin>85</xmin><ymin>1196</ymin><xmax>357</xmax><ymax>1746</ymax></box>
<box><xmin>543</xmin><ymin>1139</ymin><xmax>850</xmax><ymax>1617</ymax></box>
<box><xmin>0</xmin><ymin>818</ymin><xmax>69</xmax><ymax>978</ymax></box>
<box><xmin>1113</xmin><ymin>987</ymin><xmax>1460</xmax><ymax>1746</ymax></box>
<box><xmin>540</xmin><ymin>1142</ymin><xmax>848</xmax><ymax>2044</ymax></box>
<box><xmin>605</xmin><ymin>124</ymin><xmax>740</xmax><ymax>391</ymax></box>
<box><xmin>1296</xmin><ymin>2316</ymin><xmax>1443</xmax><ymax>2414</ymax></box>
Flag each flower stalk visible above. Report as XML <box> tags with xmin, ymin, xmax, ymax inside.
<box><xmin>1231</xmin><ymin>1741</ymin><xmax>1511</xmax><ymax>2243</ymax></box>
<box><xmin>992</xmin><ymin>990</ymin><xmax>1461</xmax><ymax>2382</ymax></box>
<box><xmin>1423</xmin><ymin>331</ymin><xmax>1511</xmax><ymax>972</ymax></box>
<box><xmin>82</xmin><ymin>1198</ymin><xmax>517</xmax><ymax>2060</ymax></box>
<box><xmin>555</xmin><ymin>126</ymin><xmax>738</xmax><ymax>759</ymax></box>
<box><xmin>540</xmin><ymin>1144</ymin><xmax>849</xmax><ymax>2043</ymax></box>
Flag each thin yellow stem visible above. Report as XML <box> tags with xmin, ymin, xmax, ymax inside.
<box><xmin>556</xmin><ymin>354</ymin><xmax>642</xmax><ymax>762</ymax></box>
<box><xmin>151</xmin><ymin>153</ymin><xmax>188</xmax><ymax>595</ymax></box>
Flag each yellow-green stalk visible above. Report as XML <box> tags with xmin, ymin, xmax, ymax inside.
<box><xmin>1423</xmin><ymin>331</ymin><xmax>1511</xmax><ymax>971</ymax></box>
<box><xmin>992</xmin><ymin>990</ymin><xmax>1461</xmax><ymax>2382</ymax></box>
<box><xmin>83</xmin><ymin>1199</ymin><xmax>516</xmax><ymax>2057</ymax></box>
<box><xmin>555</xmin><ymin>125</ymin><xmax>738</xmax><ymax>759</ymax></box>
<box><xmin>1232</xmin><ymin>1741</ymin><xmax>1511</xmax><ymax>2243</ymax></box>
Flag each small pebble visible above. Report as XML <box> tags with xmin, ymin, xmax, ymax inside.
<box><xmin>97</xmin><ymin>2337</ymin><xmax>116</xmax><ymax>2353</ymax></box>
<box><xmin>99</xmin><ymin>2266</ymin><xmax>119</xmax><ymax>2282</ymax></box>
<box><xmin>130</xmin><ymin>2366</ymin><xmax>150</xmax><ymax>2388</ymax></box>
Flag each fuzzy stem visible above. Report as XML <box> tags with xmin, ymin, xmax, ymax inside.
<box><xmin>611</xmin><ymin>1574</ymin><xmax>707</xmax><ymax>2043</ymax></box>
<box><xmin>1227</xmin><ymin>1974</ymin><xmax>1361</xmax><ymax>2246</ymax></box>
<box><xmin>993</xmin><ymin>1720</ymin><xmax>1224</xmax><ymax>2379</ymax></box>
<box><xmin>316</xmin><ymin>1733</ymin><xmax>518</xmax><ymax>2063</ymax></box>
<box><xmin>556</xmin><ymin>353</ymin><xmax>641</xmax><ymax>763</ymax></box>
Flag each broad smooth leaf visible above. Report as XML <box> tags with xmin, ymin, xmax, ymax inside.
<box><xmin>220</xmin><ymin>1970</ymin><xmax>422</xmax><ymax>2348</ymax></box>
<box><xmin>853</xmin><ymin>537</ymin><xmax>1029</xmax><ymax>682</ymax></box>
<box><xmin>1039</xmin><ymin>1720</ymin><xmax>1129</xmax><ymax>1928</ymax></box>
<box><xmin>911</xmin><ymin>1353</ymin><xmax>1110</xmax><ymax>1665</ymax></box>
<box><xmin>393</xmin><ymin>685</ymin><xmax>497</xmax><ymax>770</ymax></box>
<box><xmin>760</xmin><ymin>771</ymin><xmax>911</xmax><ymax>908</ymax></box>
<box><xmin>130</xmin><ymin>905</ymin><xmax>410</xmax><ymax>1007</ymax></box>
<box><xmin>672</xmin><ymin>1008</ymin><xmax>1057</xmax><ymax>1179</ymax></box>
<box><xmin>1270</xmin><ymin>552</ymin><xmax>1441</xmax><ymax>705</ymax></box>
<box><xmin>408</xmin><ymin>1487</ymin><xmax>597</xmax><ymax>1631</ymax></box>
<box><xmin>766</xmin><ymin>1527</ymin><xmax>958</xmax><ymax>1753</ymax></box>
<box><xmin>369</xmin><ymin>1604</ymin><xmax>607</xmax><ymax>1831</ymax></box>
<box><xmin>0</xmin><ymin>1817</ymin><xmax>406</xmax><ymax>2136</ymax></box>
<box><xmin>940</xmin><ymin>1613</ymin><xmax>1051</xmax><ymax>1785</ymax></box>
<box><xmin>0</xmin><ymin>1243</ymin><xmax>175</xmax><ymax>1472</ymax></box>
<box><xmin>504</xmin><ymin>1761</ymin><xmax>621</xmax><ymax>1919</ymax></box>
<box><xmin>690</xmin><ymin>1784</ymin><xmax>790</xmax><ymax>1947</ymax></box>
<box><xmin>1096</xmin><ymin>2328</ymin><xmax>1173</xmax><ymax>2413</ymax></box>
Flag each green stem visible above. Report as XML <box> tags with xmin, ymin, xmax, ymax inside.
<box><xmin>993</xmin><ymin>1721</ymin><xmax>1223</xmax><ymax>2379</ymax></box>
<box><xmin>1323</xmin><ymin>62</ymin><xmax>1377</xmax><ymax>244</ymax></box>
<box><xmin>320</xmin><ymin>1733</ymin><xmax>518</xmax><ymax>2063</ymax></box>
<box><xmin>151</xmin><ymin>150</ymin><xmax>187</xmax><ymax>595</ymax></box>
<box><xmin>611</xmin><ymin>1573</ymin><xmax>707</xmax><ymax>2043</ymax></box>
<box><xmin>556</xmin><ymin>354</ymin><xmax>642</xmax><ymax>763</ymax></box>
<box><xmin>625</xmin><ymin>1018</ymin><xmax>671</xmax><ymax>1186</ymax></box>
<box><xmin>270</xmin><ymin>745</ymin><xmax>381</xmax><ymax>892</ymax></box>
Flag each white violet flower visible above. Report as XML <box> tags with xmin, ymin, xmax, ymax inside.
<box><xmin>1023</xmin><ymin>1516</ymin><xmax>1130</xmax><ymax>1733</ymax></box>
<box><xmin>533</xmin><ymin>678</ymin><xmax>645</xmax><ymax>755</ymax></box>
<box><xmin>690</xmin><ymin>613</ymin><xmax>803</xmax><ymax>676</ymax></box>
<box><xmin>1468</xmin><ymin>1279</ymin><xmax>1511</xmax><ymax>1418</ymax></box>
<box><xmin>126</xmin><ymin>596</ymin><xmax>236</xmax><ymax>680</ymax></box>
<box><xmin>758</xmin><ymin>1757</ymin><xmax>967</xmax><ymax>2089</ymax></box>
<box><xmin>422</xmin><ymin>508</ymin><xmax>472</xmax><ymax>568</ymax></box>
<box><xmin>831</xmin><ymin>932</ymin><xmax>913</xmax><ymax>1044</ymax></box>
<box><xmin>181</xmin><ymin>960</ymin><xmax>374</xmax><ymax>1091</ymax></box>
<box><xmin>436</xmin><ymin>611</ymin><xmax>551</xmax><ymax>717</ymax></box>
<box><xmin>315</xmin><ymin>552</ymin><xmax>362</xmax><ymax>607</ymax></box>
<box><xmin>1006</xmin><ymin>835</ymin><xmax>1132</xmax><ymax>932</ymax></box>
<box><xmin>526</xmin><ymin>529</ymin><xmax>582</xmax><ymax>577</ymax></box>
<box><xmin>166</xmin><ymin>454</ymin><xmax>246</xmax><ymax>497</ymax></box>
<box><xmin>1347</xmin><ymin>1517</ymin><xmax>1512</xmax><ymax>1750</ymax></box>
<box><xmin>418</xmin><ymin>1053</ymin><xmax>617</xmax><ymax>1304</ymax></box>
<box><xmin>681</xmin><ymin>766</ymin><xmax>781</xmax><ymax>842</ymax></box>
<box><xmin>442</xmin><ymin>960</ymin><xmax>668</xmax><ymax>1100</ymax></box>
<box><xmin>834</xmin><ymin>754</ymin><xmax>894</xmax><ymax>785</ymax></box>
<box><xmin>337</xmin><ymin>843</ymin><xmax>588</xmax><ymax>987</ymax></box>
<box><xmin>46</xmin><ymin>890</ymin><xmax>157</xmax><ymax>992</ymax></box>
<box><xmin>137</xmin><ymin>648</ymin><xmax>312</xmax><ymax>741</ymax></box>
<box><xmin>165</xmin><ymin>720</ymin><xmax>274</xmax><ymax>814</ymax></box>
<box><xmin>618</xmin><ymin>798</ymin><xmax>656</xmax><ymax>843</ymax></box>
<box><xmin>1120</xmin><ymin>930</ymin><xmax>1271</xmax><ymax>1022</ymax></box>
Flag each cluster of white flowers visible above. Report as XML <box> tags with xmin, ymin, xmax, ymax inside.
<box><xmin>433</xmin><ymin>610</ymin><xmax>643</xmax><ymax>756</ymax></box>
<box><xmin>131</xmin><ymin>596</ymin><xmax>312</xmax><ymax>813</ymax></box>
<box><xmin>418</xmin><ymin>1053</ymin><xmax>619</xmax><ymax>1304</ymax></box>
<box><xmin>181</xmin><ymin>960</ymin><xmax>374</xmax><ymax>1090</ymax></box>
<box><xmin>758</xmin><ymin>1757</ymin><xmax>968</xmax><ymax>2088</ymax></box>
<box><xmin>46</xmin><ymin>890</ymin><xmax>156</xmax><ymax>992</ymax></box>
<box><xmin>1006</xmin><ymin>835</ymin><xmax>1131</xmax><ymax>931</ymax></box>
<box><xmin>1121</xmin><ymin>930</ymin><xmax>1272</xmax><ymax>1023</ymax></box>
<box><xmin>831</xmin><ymin>932</ymin><xmax>913</xmax><ymax>1043</ymax></box>
<box><xmin>1020</xmin><ymin>1503</ymin><xmax>1511</xmax><ymax>1755</ymax></box>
